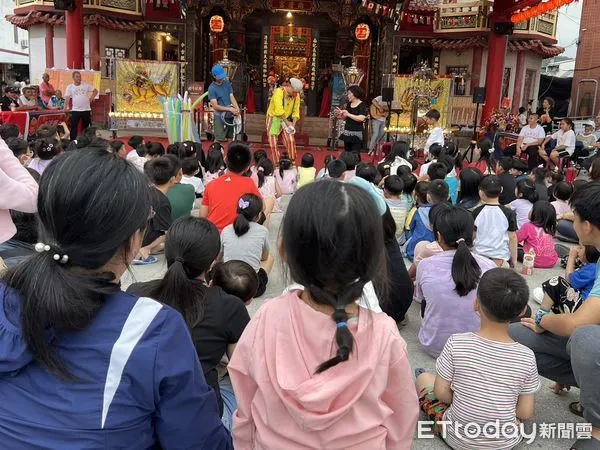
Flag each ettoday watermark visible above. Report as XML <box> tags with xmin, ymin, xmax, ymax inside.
<box><xmin>417</xmin><ymin>420</ymin><xmax>593</xmax><ymax>443</ymax></box>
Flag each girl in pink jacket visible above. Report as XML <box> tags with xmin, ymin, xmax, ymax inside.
<box><xmin>229</xmin><ymin>180</ymin><xmax>419</xmax><ymax>450</ymax></box>
<box><xmin>0</xmin><ymin>139</ymin><xmax>38</xmax><ymax>244</ymax></box>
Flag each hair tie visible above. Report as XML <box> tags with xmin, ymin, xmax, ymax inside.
<box><xmin>257</xmin><ymin>167</ymin><xmax>265</xmax><ymax>172</ymax></box>
<box><xmin>35</xmin><ymin>241</ymin><xmax>69</xmax><ymax>264</ymax></box>
<box><xmin>336</xmin><ymin>322</ymin><xmax>348</xmax><ymax>328</ymax></box>
<box><xmin>174</xmin><ymin>256</ymin><xmax>185</xmax><ymax>263</ymax></box>
<box><xmin>238</xmin><ymin>198</ymin><xmax>250</xmax><ymax>210</ymax></box>
<box><xmin>456</xmin><ymin>238</ymin><xmax>466</xmax><ymax>244</ymax></box>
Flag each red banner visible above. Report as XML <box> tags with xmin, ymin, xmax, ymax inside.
<box><xmin>0</xmin><ymin>111</ymin><xmax>67</xmax><ymax>139</ymax></box>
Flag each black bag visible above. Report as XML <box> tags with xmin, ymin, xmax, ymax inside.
<box><xmin>340</xmin><ymin>133</ymin><xmax>362</xmax><ymax>144</ymax></box>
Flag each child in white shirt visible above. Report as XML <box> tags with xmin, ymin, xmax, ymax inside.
<box><xmin>180</xmin><ymin>157</ymin><xmax>205</xmax><ymax>197</ymax></box>
<box><xmin>541</xmin><ymin>118</ymin><xmax>576</xmax><ymax>168</ymax></box>
<box><xmin>424</xmin><ymin>109</ymin><xmax>444</xmax><ymax>159</ymax></box>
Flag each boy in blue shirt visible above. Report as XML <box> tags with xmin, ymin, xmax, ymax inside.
<box><xmin>536</xmin><ymin>244</ymin><xmax>600</xmax><ymax>314</ymax></box>
<box><xmin>405</xmin><ymin>179</ymin><xmax>448</xmax><ymax>261</ymax></box>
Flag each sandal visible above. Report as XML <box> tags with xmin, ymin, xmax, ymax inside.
<box><xmin>570</xmin><ymin>437</ymin><xmax>600</xmax><ymax>449</ymax></box>
<box><xmin>569</xmin><ymin>401</ymin><xmax>584</xmax><ymax>418</ymax></box>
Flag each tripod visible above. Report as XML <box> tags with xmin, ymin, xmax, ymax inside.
<box><xmin>463</xmin><ymin>101</ymin><xmax>481</xmax><ymax>163</ymax></box>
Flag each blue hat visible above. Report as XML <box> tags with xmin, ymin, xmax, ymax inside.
<box><xmin>348</xmin><ymin>176</ymin><xmax>387</xmax><ymax>216</ymax></box>
<box><xmin>211</xmin><ymin>65</ymin><xmax>227</xmax><ymax>80</ymax></box>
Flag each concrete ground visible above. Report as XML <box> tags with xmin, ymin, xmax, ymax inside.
<box><xmin>122</xmin><ymin>202</ymin><xmax>585</xmax><ymax>449</ymax></box>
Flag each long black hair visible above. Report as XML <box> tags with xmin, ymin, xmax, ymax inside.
<box><xmin>282</xmin><ymin>181</ymin><xmax>387</xmax><ymax>373</ymax></box>
<box><xmin>530</xmin><ymin>201</ymin><xmax>557</xmax><ymax>235</ymax></box>
<box><xmin>516</xmin><ymin>179</ymin><xmax>539</xmax><ymax>204</ymax></box>
<box><xmin>234</xmin><ymin>193</ymin><xmax>263</xmax><ymax>236</ymax></box>
<box><xmin>459</xmin><ymin>167</ymin><xmax>483</xmax><ymax>202</ymax></box>
<box><xmin>279</xmin><ymin>156</ymin><xmax>293</xmax><ymax>179</ymax></box>
<box><xmin>2</xmin><ymin>149</ymin><xmax>152</xmax><ymax>378</ymax></box>
<box><xmin>137</xmin><ymin>217</ymin><xmax>220</xmax><ymax>327</ymax></box>
<box><xmin>476</xmin><ymin>138</ymin><xmax>494</xmax><ymax>172</ymax></box>
<box><xmin>206</xmin><ymin>145</ymin><xmax>226</xmax><ymax>174</ymax></box>
<box><xmin>432</xmin><ymin>205</ymin><xmax>482</xmax><ymax>296</ymax></box>
<box><xmin>383</xmin><ymin>141</ymin><xmax>409</xmax><ymax>165</ymax></box>
<box><xmin>257</xmin><ymin>158</ymin><xmax>275</xmax><ymax>188</ymax></box>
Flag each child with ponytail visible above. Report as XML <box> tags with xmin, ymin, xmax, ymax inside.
<box><xmin>256</xmin><ymin>158</ymin><xmax>281</xmax><ymax>223</ymax></box>
<box><xmin>509</xmin><ymin>179</ymin><xmax>539</xmax><ymax>229</ymax></box>
<box><xmin>229</xmin><ymin>181</ymin><xmax>419</xmax><ymax>449</ymax></box>
<box><xmin>28</xmin><ymin>138</ymin><xmax>60</xmax><ymax>175</ymax></box>
<box><xmin>220</xmin><ymin>193</ymin><xmax>274</xmax><ymax>296</ymax></box>
<box><xmin>416</xmin><ymin>205</ymin><xmax>496</xmax><ymax>357</ymax></box>
<box><xmin>274</xmin><ymin>155</ymin><xmax>297</xmax><ymax>195</ymax></box>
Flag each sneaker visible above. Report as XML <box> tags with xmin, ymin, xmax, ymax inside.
<box><xmin>533</xmin><ymin>287</ymin><xmax>544</xmax><ymax>305</ymax></box>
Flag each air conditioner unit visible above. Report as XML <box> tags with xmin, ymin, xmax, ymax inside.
<box><xmin>20</xmin><ymin>40</ymin><xmax>28</xmax><ymax>49</ymax></box>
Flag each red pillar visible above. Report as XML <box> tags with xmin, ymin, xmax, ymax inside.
<box><xmin>481</xmin><ymin>31</ymin><xmax>508</xmax><ymax>120</ymax></box>
<box><xmin>470</xmin><ymin>46</ymin><xmax>482</xmax><ymax>94</ymax></box>
<box><xmin>45</xmin><ymin>24</ymin><xmax>54</xmax><ymax>68</ymax></box>
<box><xmin>66</xmin><ymin>0</ymin><xmax>85</xmax><ymax>69</ymax></box>
<box><xmin>512</xmin><ymin>51</ymin><xmax>526</xmax><ymax>114</ymax></box>
<box><xmin>89</xmin><ymin>25</ymin><xmax>100</xmax><ymax>71</ymax></box>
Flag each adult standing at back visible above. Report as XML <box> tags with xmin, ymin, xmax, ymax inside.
<box><xmin>200</xmin><ymin>143</ymin><xmax>261</xmax><ymax>233</ymax></box>
<box><xmin>64</xmin><ymin>71</ymin><xmax>98</xmax><ymax>140</ymax></box>
<box><xmin>208</xmin><ymin>65</ymin><xmax>240</xmax><ymax>144</ymax></box>
<box><xmin>39</xmin><ymin>73</ymin><xmax>56</xmax><ymax>106</ymax></box>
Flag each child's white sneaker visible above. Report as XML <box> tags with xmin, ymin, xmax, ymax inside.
<box><xmin>533</xmin><ymin>287</ymin><xmax>544</xmax><ymax>305</ymax></box>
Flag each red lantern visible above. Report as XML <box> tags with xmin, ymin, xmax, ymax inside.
<box><xmin>209</xmin><ymin>15</ymin><xmax>224</xmax><ymax>33</ymax></box>
<box><xmin>355</xmin><ymin>23</ymin><xmax>370</xmax><ymax>40</ymax></box>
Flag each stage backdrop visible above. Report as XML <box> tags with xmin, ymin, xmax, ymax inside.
<box><xmin>391</xmin><ymin>76</ymin><xmax>452</xmax><ymax>129</ymax></box>
<box><xmin>47</xmin><ymin>69</ymin><xmax>101</xmax><ymax>97</ymax></box>
<box><xmin>115</xmin><ymin>60</ymin><xmax>178</xmax><ymax>114</ymax></box>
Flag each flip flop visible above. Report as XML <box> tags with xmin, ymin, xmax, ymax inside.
<box><xmin>570</xmin><ymin>437</ymin><xmax>600</xmax><ymax>450</ymax></box>
<box><xmin>569</xmin><ymin>401</ymin><xmax>584</xmax><ymax>418</ymax></box>
<box><xmin>132</xmin><ymin>256</ymin><xmax>158</xmax><ymax>265</ymax></box>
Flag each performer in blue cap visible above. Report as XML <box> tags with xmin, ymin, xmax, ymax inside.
<box><xmin>208</xmin><ymin>65</ymin><xmax>240</xmax><ymax>142</ymax></box>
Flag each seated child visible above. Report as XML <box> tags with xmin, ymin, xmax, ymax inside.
<box><xmin>438</xmin><ymin>154</ymin><xmax>459</xmax><ymax>205</ymax></box>
<box><xmin>509</xmin><ymin>179</ymin><xmax>538</xmax><ymax>229</ymax></box>
<box><xmin>404</xmin><ymin>180</ymin><xmax>429</xmax><ymax>244</ymax></box>
<box><xmin>316</xmin><ymin>155</ymin><xmax>335</xmax><ymax>180</ymax></box>
<box><xmin>546</xmin><ymin>170</ymin><xmax>565</xmax><ymax>202</ymax></box>
<box><xmin>211</xmin><ymin>260</ymin><xmax>260</xmax><ymax>305</ymax></box>
<box><xmin>165</xmin><ymin>154</ymin><xmax>196</xmax><ymax>221</ymax></box>
<box><xmin>275</xmin><ymin>156</ymin><xmax>298</xmax><ymax>194</ymax></box>
<box><xmin>416</xmin><ymin>268</ymin><xmax>539</xmax><ymax>450</ymax></box>
<box><xmin>534</xmin><ymin>244</ymin><xmax>600</xmax><ymax>314</ymax></box>
<box><xmin>510</xmin><ymin>157</ymin><xmax>529</xmax><ymax>183</ymax></box>
<box><xmin>204</xmin><ymin>143</ymin><xmax>226</xmax><ymax>186</ymax></box>
<box><xmin>181</xmin><ymin>157</ymin><xmax>205</xmax><ymax>198</ymax></box>
<box><xmin>472</xmin><ymin>175</ymin><xmax>518</xmax><ymax>267</ymax></box>
<box><xmin>419</xmin><ymin>143</ymin><xmax>443</xmax><ymax>178</ymax></box>
<box><xmin>405</xmin><ymin>179</ymin><xmax>449</xmax><ymax>262</ymax></box>
<box><xmin>356</xmin><ymin>163</ymin><xmax>378</xmax><ymax>185</ymax></box>
<box><xmin>516</xmin><ymin>200</ymin><xmax>558</xmax><ymax>268</ymax></box>
<box><xmin>551</xmin><ymin>181</ymin><xmax>573</xmax><ymax>218</ymax></box>
<box><xmin>529</xmin><ymin>167</ymin><xmax>549</xmax><ymax>202</ymax></box>
<box><xmin>495</xmin><ymin>156</ymin><xmax>516</xmax><ymax>205</ymax></box>
<box><xmin>297</xmin><ymin>152</ymin><xmax>316</xmax><ymax>188</ymax></box>
<box><xmin>6</xmin><ymin>137</ymin><xmax>32</xmax><ymax>166</ymax></box>
<box><xmin>339</xmin><ymin>151</ymin><xmax>359</xmax><ymax>181</ymax></box>
<box><xmin>326</xmin><ymin>159</ymin><xmax>346</xmax><ymax>181</ymax></box>
<box><xmin>257</xmin><ymin>157</ymin><xmax>281</xmax><ymax>222</ymax></box>
<box><xmin>383</xmin><ymin>175</ymin><xmax>410</xmax><ymax>244</ymax></box>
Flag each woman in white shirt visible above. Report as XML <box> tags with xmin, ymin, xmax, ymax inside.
<box><xmin>540</xmin><ymin>118</ymin><xmax>576</xmax><ymax>168</ymax></box>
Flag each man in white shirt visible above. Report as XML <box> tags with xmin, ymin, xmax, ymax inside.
<box><xmin>18</xmin><ymin>87</ymin><xmax>38</xmax><ymax>109</ymax></box>
<box><xmin>64</xmin><ymin>71</ymin><xmax>98</xmax><ymax>140</ymax></box>
<box><xmin>423</xmin><ymin>109</ymin><xmax>444</xmax><ymax>158</ymax></box>
<box><xmin>516</xmin><ymin>113</ymin><xmax>546</xmax><ymax>171</ymax></box>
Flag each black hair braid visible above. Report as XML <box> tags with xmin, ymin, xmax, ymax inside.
<box><xmin>310</xmin><ymin>280</ymin><xmax>367</xmax><ymax>374</ymax></box>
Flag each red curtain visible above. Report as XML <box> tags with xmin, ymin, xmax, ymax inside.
<box><xmin>246</xmin><ymin>86</ymin><xmax>256</xmax><ymax>113</ymax></box>
<box><xmin>319</xmin><ymin>86</ymin><xmax>331</xmax><ymax>117</ymax></box>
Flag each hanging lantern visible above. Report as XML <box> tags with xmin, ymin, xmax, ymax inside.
<box><xmin>209</xmin><ymin>15</ymin><xmax>224</xmax><ymax>33</ymax></box>
<box><xmin>342</xmin><ymin>57</ymin><xmax>365</xmax><ymax>86</ymax></box>
<box><xmin>355</xmin><ymin>23</ymin><xmax>370</xmax><ymax>41</ymax></box>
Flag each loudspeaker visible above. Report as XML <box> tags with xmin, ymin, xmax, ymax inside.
<box><xmin>472</xmin><ymin>87</ymin><xmax>486</xmax><ymax>104</ymax></box>
<box><xmin>493</xmin><ymin>21</ymin><xmax>514</xmax><ymax>35</ymax></box>
<box><xmin>382</xmin><ymin>87</ymin><xmax>394</xmax><ymax>103</ymax></box>
<box><xmin>54</xmin><ymin>0</ymin><xmax>75</xmax><ymax>11</ymax></box>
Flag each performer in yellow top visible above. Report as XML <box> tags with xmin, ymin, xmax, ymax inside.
<box><xmin>266</xmin><ymin>78</ymin><xmax>303</xmax><ymax>163</ymax></box>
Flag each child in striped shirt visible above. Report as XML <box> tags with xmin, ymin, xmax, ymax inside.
<box><xmin>416</xmin><ymin>268</ymin><xmax>539</xmax><ymax>450</ymax></box>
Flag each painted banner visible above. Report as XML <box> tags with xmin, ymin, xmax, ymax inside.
<box><xmin>46</xmin><ymin>69</ymin><xmax>101</xmax><ymax>98</ymax></box>
<box><xmin>392</xmin><ymin>76</ymin><xmax>452</xmax><ymax>129</ymax></box>
<box><xmin>115</xmin><ymin>60</ymin><xmax>178</xmax><ymax>114</ymax></box>
<box><xmin>0</xmin><ymin>111</ymin><xmax>67</xmax><ymax>139</ymax></box>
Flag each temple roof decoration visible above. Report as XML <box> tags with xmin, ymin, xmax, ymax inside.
<box><xmin>7</xmin><ymin>10</ymin><xmax>145</xmax><ymax>31</ymax></box>
<box><xmin>432</xmin><ymin>36</ymin><xmax>563</xmax><ymax>57</ymax></box>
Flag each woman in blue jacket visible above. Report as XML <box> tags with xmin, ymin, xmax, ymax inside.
<box><xmin>0</xmin><ymin>148</ymin><xmax>232</xmax><ymax>449</ymax></box>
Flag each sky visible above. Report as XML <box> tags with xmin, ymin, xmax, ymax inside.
<box><xmin>555</xmin><ymin>1</ymin><xmax>583</xmax><ymax>58</ymax></box>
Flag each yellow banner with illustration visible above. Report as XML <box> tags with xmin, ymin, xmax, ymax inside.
<box><xmin>390</xmin><ymin>77</ymin><xmax>451</xmax><ymax>131</ymax></box>
<box><xmin>115</xmin><ymin>60</ymin><xmax>178</xmax><ymax>113</ymax></box>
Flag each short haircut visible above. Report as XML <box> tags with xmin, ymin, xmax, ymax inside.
<box><xmin>414</xmin><ymin>180</ymin><xmax>429</xmax><ymax>204</ymax></box>
<box><xmin>6</xmin><ymin>137</ymin><xmax>28</xmax><ymax>157</ymax></box>
<box><xmin>128</xmin><ymin>135</ymin><xmax>144</xmax><ymax>149</ymax></box>
<box><xmin>327</xmin><ymin>159</ymin><xmax>346</xmax><ymax>179</ymax></box>
<box><xmin>212</xmin><ymin>260</ymin><xmax>259</xmax><ymax>303</ymax></box>
<box><xmin>182</xmin><ymin>157</ymin><xmax>200</xmax><ymax>176</ymax></box>
<box><xmin>497</xmin><ymin>156</ymin><xmax>513</xmax><ymax>171</ymax></box>
<box><xmin>226</xmin><ymin>143</ymin><xmax>252</xmax><ymax>173</ymax></box>
<box><xmin>396</xmin><ymin>165</ymin><xmax>412</xmax><ymax>177</ymax></box>
<box><xmin>425</xmin><ymin>109</ymin><xmax>440</xmax><ymax>121</ymax></box>
<box><xmin>401</xmin><ymin>173</ymin><xmax>417</xmax><ymax>195</ymax></box>
<box><xmin>339</xmin><ymin>151</ymin><xmax>359</xmax><ymax>171</ymax></box>
<box><xmin>573</xmin><ymin>179</ymin><xmax>588</xmax><ymax>192</ymax></box>
<box><xmin>438</xmin><ymin>155</ymin><xmax>455</xmax><ymax>174</ymax></box>
<box><xmin>144</xmin><ymin>157</ymin><xmax>176</xmax><ymax>186</ymax></box>
<box><xmin>570</xmin><ymin>182</ymin><xmax>600</xmax><ymax>229</ymax></box>
<box><xmin>356</xmin><ymin>163</ymin><xmax>378</xmax><ymax>184</ymax></box>
<box><xmin>384</xmin><ymin>175</ymin><xmax>404</xmax><ymax>195</ymax></box>
<box><xmin>428</xmin><ymin>179</ymin><xmax>449</xmax><ymax>203</ymax></box>
<box><xmin>428</xmin><ymin>162</ymin><xmax>448</xmax><ymax>181</ymax></box>
<box><xmin>37</xmin><ymin>125</ymin><xmax>58</xmax><ymax>139</ymax></box>
<box><xmin>479</xmin><ymin>175</ymin><xmax>502</xmax><ymax>198</ymax></box>
<box><xmin>585</xmin><ymin>245</ymin><xmax>600</xmax><ymax>264</ymax></box>
<box><xmin>477</xmin><ymin>268</ymin><xmax>529</xmax><ymax>322</ymax></box>
<box><xmin>553</xmin><ymin>181</ymin><xmax>573</xmax><ymax>202</ymax></box>
<box><xmin>164</xmin><ymin>154</ymin><xmax>182</xmax><ymax>173</ymax></box>
<box><xmin>429</xmin><ymin>143</ymin><xmax>444</xmax><ymax>158</ymax></box>
<box><xmin>109</xmin><ymin>140</ymin><xmax>124</xmax><ymax>153</ymax></box>
<box><xmin>0</xmin><ymin>124</ymin><xmax>20</xmax><ymax>140</ymax></box>
<box><xmin>146</xmin><ymin>142</ymin><xmax>165</xmax><ymax>158</ymax></box>
<box><xmin>301</xmin><ymin>152</ymin><xmax>315</xmax><ymax>168</ymax></box>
